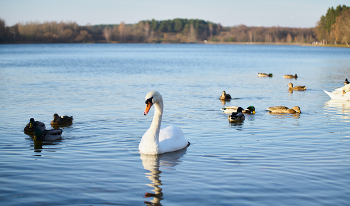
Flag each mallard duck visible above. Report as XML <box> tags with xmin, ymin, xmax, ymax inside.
<box><xmin>267</xmin><ymin>106</ymin><xmax>301</xmax><ymax>114</ymax></box>
<box><xmin>219</xmin><ymin>91</ymin><xmax>232</xmax><ymax>100</ymax></box>
<box><xmin>257</xmin><ymin>73</ymin><xmax>273</xmax><ymax>77</ymax></box>
<box><xmin>33</xmin><ymin>128</ymin><xmax>62</xmax><ymax>141</ymax></box>
<box><xmin>228</xmin><ymin>107</ymin><xmax>245</xmax><ymax>122</ymax></box>
<box><xmin>324</xmin><ymin>84</ymin><xmax>350</xmax><ymax>100</ymax></box>
<box><xmin>221</xmin><ymin>106</ymin><xmax>255</xmax><ymax>114</ymax></box>
<box><xmin>24</xmin><ymin>118</ymin><xmax>46</xmax><ymax>134</ymax></box>
<box><xmin>284</xmin><ymin>74</ymin><xmax>298</xmax><ymax>78</ymax></box>
<box><xmin>51</xmin><ymin>113</ymin><xmax>73</xmax><ymax>126</ymax></box>
<box><xmin>288</xmin><ymin>83</ymin><xmax>306</xmax><ymax>91</ymax></box>
<box><xmin>344</xmin><ymin>78</ymin><xmax>349</xmax><ymax>85</ymax></box>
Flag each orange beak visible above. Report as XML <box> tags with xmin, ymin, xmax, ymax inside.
<box><xmin>144</xmin><ymin>102</ymin><xmax>153</xmax><ymax>115</ymax></box>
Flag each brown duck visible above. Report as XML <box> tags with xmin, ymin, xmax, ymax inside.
<box><xmin>288</xmin><ymin>83</ymin><xmax>306</xmax><ymax>91</ymax></box>
<box><xmin>267</xmin><ymin>106</ymin><xmax>301</xmax><ymax>114</ymax></box>
<box><xmin>51</xmin><ymin>113</ymin><xmax>73</xmax><ymax>127</ymax></box>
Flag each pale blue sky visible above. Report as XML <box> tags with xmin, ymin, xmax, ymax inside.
<box><xmin>0</xmin><ymin>0</ymin><xmax>348</xmax><ymax>27</ymax></box>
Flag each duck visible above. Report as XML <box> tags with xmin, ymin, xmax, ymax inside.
<box><xmin>324</xmin><ymin>84</ymin><xmax>350</xmax><ymax>100</ymax></box>
<box><xmin>257</xmin><ymin>73</ymin><xmax>273</xmax><ymax>77</ymax></box>
<box><xmin>228</xmin><ymin>107</ymin><xmax>245</xmax><ymax>122</ymax></box>
<box><xmin>139</xmin><ymin>91</ymin><xmax>190</xmax><ymax>155</ymax></box>
<box><xmin>51</xmin><ymin>113</ymin><xmax>73</xmax><ymax>127</ymax></box>
<box><xmin>284</xmin><ymin>74</ymin><xmax>298</xmax><ymax>78</ymax></box>
<box><xmin>266</xmin><ymin>106</ymin><xmax>301</xmax><ymax>114</ymax></box>
<box><xmin>24</xmin><ymin>118</ymin><xmax>46</xmax><ymax>134</ymax></box>
<box><xmin>33</xmin><ymin>128</ymin><xmax>62</xmax><ymax>141</ymax></box>
<box><xmin>288</xmin><ymin>83</ymin><xmax>306</xmax><ymax>91</ymax></box>
<box><xmin>344</xmin><ymin>78</ymin><xmax>349</xmax><ymax>85</ymax></box>
<box><xmin>221</xmin><ymin>106</ymin><xmax>255</xmax><ymax>114</ymax></box>
<box><xmin>219</xmin><ymin>91</ymin><xmax>232</xmax><ymax>100</ymax></box>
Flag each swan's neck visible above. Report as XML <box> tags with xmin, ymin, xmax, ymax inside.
<box><xmin>141</xmin><ymin>97</ymin><xmax>163</xmax><ymax>154</ymax></box>
<box><xmin>149</xmin><ymin>98</ymin><xmax>163</xmax><ymax>142</ymax></box>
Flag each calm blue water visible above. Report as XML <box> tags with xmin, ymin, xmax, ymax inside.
<box><xmin>1</xmin><ymin>43</ymin><xmax>350</xmax><ymax>205</ymax></box>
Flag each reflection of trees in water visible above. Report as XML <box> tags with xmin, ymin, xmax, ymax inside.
<box><xmin>140</xmin><ymin>148</ymin><xmax>188</xmax><ymax>206</ymax></box>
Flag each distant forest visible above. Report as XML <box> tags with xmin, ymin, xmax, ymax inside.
<box><xmin>315</xmin><ymin>5</ymin><xmax>350</xmax><ymax>45</ymax></box>
<box><xmin>0</xmin><ymin>4</ymin><xmax>348</xmax><ymax>45</ymax></box>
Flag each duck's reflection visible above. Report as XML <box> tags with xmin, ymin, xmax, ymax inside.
<box><xmin>220</xmin><ymin>99</ymin><xmax>229</xmax><ymax>106</ymax></box>
<box><xmin>267</xmin><ymin>112</ymin><xmax>300</xmax><ymax>119</ymax></box>
<box><xmin>140</xmin><ymin>148</ymin><xmax>188</xmax><ymax>206</ymax></box>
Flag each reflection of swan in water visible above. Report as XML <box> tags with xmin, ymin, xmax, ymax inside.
<box><xmin>325</xmin><ymin>100</ymin><xmax>350</xmax><ymax>116</ymax></box>
<box><xmin>140</xmin><ymin>147</ymin><xmax>188</xmax><ymax>206</ymax></box>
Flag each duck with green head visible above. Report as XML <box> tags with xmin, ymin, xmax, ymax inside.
<box><xmin>24</xmin><ymin>118</ymin><xmax>46</xmax><ymax>134</ymax></box>
<box><xmin>221</xmin><ymin>106</ymin><xmax>255</xmax><ymax>114</ymax></box>
<box><xmin>257</xmin><ymin>73</ymin><xmax>273</xmax><ymax>77</ymax></box>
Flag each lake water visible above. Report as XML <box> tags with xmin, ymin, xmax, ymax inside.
<box><xmin>0</xmin><ymin>43</ymin><xmax>350</xmax><ymax>205</ymax></box>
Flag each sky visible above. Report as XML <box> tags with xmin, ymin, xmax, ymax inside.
<box><xmin>0</xmin><ymin>0</ymin><xmax>348</xmax><ymax>28</ymax></box>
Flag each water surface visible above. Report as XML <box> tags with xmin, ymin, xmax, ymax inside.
<box><xmin>0</xmin><ymin>44</ymin><xmax>350</xmax><ymax>205</ymax></box>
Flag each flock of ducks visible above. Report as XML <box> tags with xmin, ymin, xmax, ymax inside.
<box><xmin>22</xmin><ymin>76</ymin><xmax>348</xmax><ymax>155</ymax></box>
<box><xmin>24</xmin><ymin>114</ymin><xmax>73</xmax><ymax>141</ymax></box>
<box><xmin>221</xmin><ymin>73</ymin><xmax>306</xmax><ymax>123</ymax></box>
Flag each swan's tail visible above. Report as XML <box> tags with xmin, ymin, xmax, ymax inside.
<box><xmin>324</xmin><ymin>90</ymin><xmax>333</xmax><ymax>99</ymax></box>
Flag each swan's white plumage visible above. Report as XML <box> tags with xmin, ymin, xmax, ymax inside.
<box><xmin>139</xmin><ymin>91</ymin><xmax>188</xmax><ymax>155</ymax></box>
<box><xmin>324</xmin><ymin>84</ymin><xmax>350</xmax><ymax>101</ymax></box>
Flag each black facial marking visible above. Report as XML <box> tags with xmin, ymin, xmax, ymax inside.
<box><xmin>145</xmin><ymin>97</ymin><xmax>153</xmax><ymax>104</ymax></box>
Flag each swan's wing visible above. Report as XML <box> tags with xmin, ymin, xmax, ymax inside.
<box><xmin>324</xmin><ymin>90</ymin><xmax>335</xmax><ymax>99</ymax></box>
<box><xmin>324</xmin><ymin>90</ymin><xmax>350</xmax><ymax>100</ymax></box>
<box><xmin>159</xmin><ymin>126</ymin><xmax>188</xmax><ymax>153</ymax></box>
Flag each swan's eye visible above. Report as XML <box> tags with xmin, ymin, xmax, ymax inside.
<box><xmin>145</xmin><ymin>97</ymin><xmax>153</xmax><ymax>104</ymax></box>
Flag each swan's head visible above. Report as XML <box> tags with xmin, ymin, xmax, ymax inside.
<box><xmin>144</xmin><ymin>91</ymin><xmax>162</xmax><ymax>115</ymax></box>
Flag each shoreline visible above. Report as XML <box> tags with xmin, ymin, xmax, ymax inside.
<box><xmin>2</xmin><ymin>41</ymin><xmax>349</xmax><ymax>48</ymax></box>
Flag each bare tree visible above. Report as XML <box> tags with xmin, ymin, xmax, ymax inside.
<box><xmin>103</xmin><ymin>27</ymin><xmax>112</xmax><ymax>42</ymax></box>
<box><xmin>208</xmin><ymin>23</ymin><xmax>213</xmax><ymax>37</ymax></box>
<box><xmin>118</xmin><ymin>22</ymin><xmax>125</xmax><ymax>42</ymax></box>
<box><xmin>286</xmin><ymin>33</ymin><xmax>292</xmax><ymax>43</ymax></box>
<box><xmin>189</xmin><ymin>24</ymin><xmax>196</xmax><ymax>42</ymax></box>
<box><xmin>144</xmin><ymin>21</ymin><xmax>150</xmax><ymax>39</ymax></box>
<box><xmin>333</xmin><ymin>9</ymin><xmax>350</xmax><ymax>45</ymax></box>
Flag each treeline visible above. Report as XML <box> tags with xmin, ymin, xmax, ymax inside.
<box><xmin>315</xmin><ymin>5</ymin><xmax>350</xmax><ymax>45</ymax></box>
<box><xmin>0</xmin><ymin>18</ymin><xmax>316</xmax><ymax>44</ymax></box>
<box><xmin>3</xmin><ymin>5</ymin><xmax>348</xmax><ymax>45</ymax></box>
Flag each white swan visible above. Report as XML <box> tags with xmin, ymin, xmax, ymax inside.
<box><xmin>139</xmin><ymin>91</ymin><xmax>189</xmax><ymax>155</ymax></box>
<box><xmin>324</xmin><ymin>84</ymin><xmax>350</xmax><ymax>101</ymax></box>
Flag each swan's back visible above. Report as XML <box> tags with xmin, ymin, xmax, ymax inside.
<box><xmin>159</xmin><ymin>126</ymin><xmax>188</xmax><ymax>154</ymax></box>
